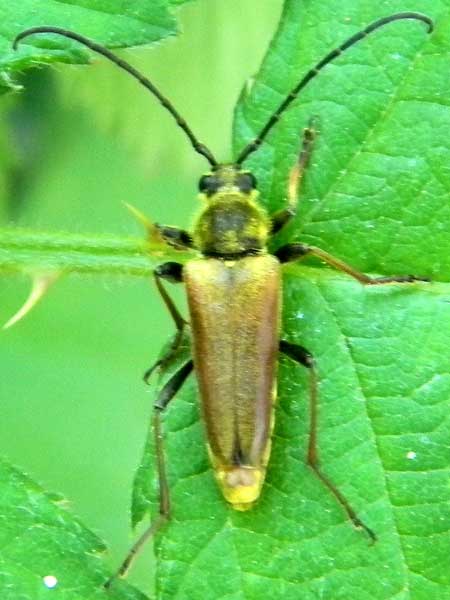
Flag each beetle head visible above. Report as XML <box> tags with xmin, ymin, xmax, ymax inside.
<box><xmin>193</xmin><ymin>164</ymin><xmax>270</xmax><ymax>257</ymax></box>
<box><xmin>198</xmin><ymin>164</ymin><xmax>257</xmax><ymax>198</ymax></box>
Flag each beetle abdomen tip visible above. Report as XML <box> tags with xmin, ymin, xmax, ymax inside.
<box><xmin>216</xmin><ymin>466</ymin><xmax>265</xmax><ymax>510</ymax></box>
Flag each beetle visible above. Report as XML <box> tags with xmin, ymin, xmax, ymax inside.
<box><xmin>14</xmin><ymin>11</ymin><xmax>433</xmax><ymax>583</ymax></box>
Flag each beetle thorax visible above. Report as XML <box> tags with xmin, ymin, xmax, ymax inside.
<box><xmin>193</xmin><ymin>165</ymin><xmax>271</xmax><ymax>257</ymax></box>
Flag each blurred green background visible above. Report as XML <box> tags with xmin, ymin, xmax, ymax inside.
<box><xmin>0</xmin><ymin>0</ymin><xmax>283</xmax><ymax>590</ymax></box>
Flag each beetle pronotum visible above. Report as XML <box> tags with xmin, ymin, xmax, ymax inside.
<box><xmin>14</xmin><ymin>11</ymin><xmax>433</xmax><ymax>584</ymax></box>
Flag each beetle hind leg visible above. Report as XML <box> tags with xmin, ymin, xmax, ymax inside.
<box><xmin>279</xmin><ymin>340</ymin><xmax>376</xmax><ymax>542</ymax></box>
<box><xmin>105</xmin><ymin>359</ymin><xmax>193</xmax><ymax>588</ymax></box>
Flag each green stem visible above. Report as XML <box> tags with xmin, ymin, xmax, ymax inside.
<box><xmin>0</xmin><ymin>227</ymin><xmax>188</xmax><ymax>276</ymax></box>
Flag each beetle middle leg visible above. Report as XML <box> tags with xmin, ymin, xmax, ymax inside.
<box><xmin>270</xmin><ymin>117</ymin><xmax>317</xmax><ymax>235</ymax></box>
<box><xmin>279</xmin><ymin>340</ymin><xmax>376</xmax><ymax>542</ymax></box>
<box><xmin>276</xmin><ymin>243</ymin><xmax>428</xmax><ymax>284</ymax></box>
<box><xmin>144</xmin><ymin>261</ymin><xmax>188</xmax><ymax>383</ymax></box>
<box><xmin>105</xmin><ymin>359</ymin><xmax>194</xmax><ymax>588</ymax></box>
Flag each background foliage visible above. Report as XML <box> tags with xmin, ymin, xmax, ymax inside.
<box><xmin>1</xmin><ymin>0</ymin><xmax>450</xmax><ymax>599</ymax></box>
<box><xmin>0</xmin><ymin>0</ymin><xmax>283</xmax><ymax>597</ymax></box>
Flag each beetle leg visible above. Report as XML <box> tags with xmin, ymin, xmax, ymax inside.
<box><xmin>105</xmin><ymin>359</ymin><xmax>194</xmax><ymax>588</ymax></box>
<box><xmin>270</xmin><ymin>117</ymin><xmax>317</xmax><ymax>235</ymax></box>
<box><xmin>144</xmin><ymin>262</ymin><xmax>187</xmax><ymax>383</ymax></box>
<box><xmin>124</xmin><ymin>203</ymin><xmax>194</xmax><ymax>250</ymax></box>
<box><xmin>155</xmin><ymin>224</ymin><xmax>195</xmax><ymax>250</ymax></box>
<box><xmin>276</xmin><ymin>243</ymin><xmax>428</xmax><ymax>284</ymax></box>
<box><xmin>279</xmin><ymin>340</ymin><xmax>376</xmax><ymax>542</ymax></box>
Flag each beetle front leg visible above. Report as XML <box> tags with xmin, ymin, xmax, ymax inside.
<box><xmin>155</xmin><ymin>224</ymin><xmax>195</xmax><ymax>250</ymax></box>
<box><xmin>279</xmin><ymin>340</ymin><xmax>376</xmax><ymax>542</ymax></box>
<box><xmin>105</xmin><ymin>359</ymin><xmax>194</xmax><ymax>588</ymax></box>
<box><xmin>271</xmin><ymin>117</ymin><xmax>317</xmax><ymax>235</ymax></box>
<box><xmin>144</xmin><ymin>262</ymin><xmax>187</xmax><ymax>383</ymax></box>
<box><xmin>276</xmin><ymin>243</ymin><xmax>428</xmax><ymax>284</ymax></box>
<box><xmin>125</xmin><ymin>203</ymin><xmax>195</xmax><ymax>251</ymax></box>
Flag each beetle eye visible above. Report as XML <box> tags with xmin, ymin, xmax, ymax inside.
<box><xmin>237</xmin><ymin>172</ymin><xmax>257</xmax><ymax>193</ymax></box>
<box><xmin>198</xmin><ymin>175</ymin><xmax>219</xmax><ymax>195</ymax></box>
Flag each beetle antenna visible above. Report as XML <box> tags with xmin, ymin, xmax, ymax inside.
<box><xmin>13</xmin><ymin>27</ymin><xmax>218</xmax><ymax>167</ymax></box>
<box><xmin>236</xmin><ymin>12</ymin><xmax>433</xmax><ymax>165</ymax></box>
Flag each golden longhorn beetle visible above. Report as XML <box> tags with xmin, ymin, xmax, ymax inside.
<box><xmin>14</xmin><ymin>12</ymin><xmax>433</xmax><ymax>583</ymax></box>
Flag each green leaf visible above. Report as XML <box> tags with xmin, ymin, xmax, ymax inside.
<box><xmin>234</xmin><ymin>0</ymin><xmax>450</xmax><ymax>282</ymax></box>
<box><xmin>2</xmin><ymin>0</ymin><xmax>450</xmax><ymax>598</ymax></box>
<box><xmin>0</xmin><ymin>456</ymin><xmax>149</xmax><ymax>600</ymax></box>
<box><xmin>141</xmin><ymin>271</ymin><xmax>450</xmax><ymax>599</ymax></box>
<box><xmin>168</xmin><ymin>0</ymin><xmax>196</xmax><ymax>6</ymax></box>
<box><xmin>128</xmin><ymin>2</ymin><xmax>450</xmax><ymax>599</ymax></box>
<box><xmin>0</xmin><ymin>0</ymin><xmax>189</xmax><ymax>93</ymax></box>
